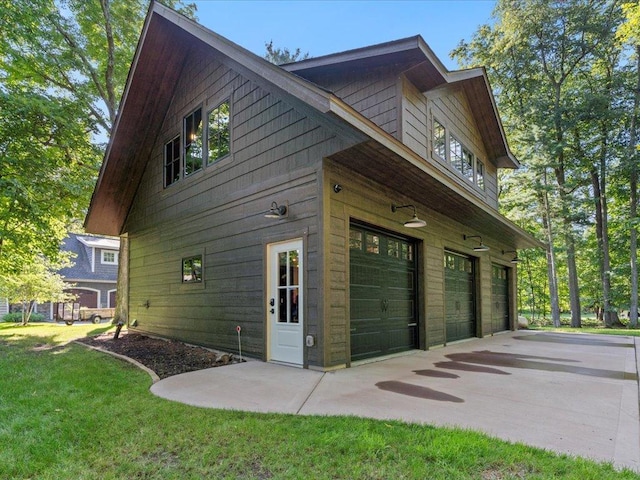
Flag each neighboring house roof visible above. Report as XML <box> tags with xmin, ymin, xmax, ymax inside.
<box><xmin>84</xmin><ymin>1</ymin><xmax>540</xmax><ymax>250</ymax></box>
<box><xmin>58</xmin><ymin>233</ymin><xmax>119</xmax><ymax>283</ymax></box>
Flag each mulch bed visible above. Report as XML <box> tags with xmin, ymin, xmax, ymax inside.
<box><xmin>77</xmin><ymin>331</ymin><xmax>241</xmax><ymax>379</ymax></box>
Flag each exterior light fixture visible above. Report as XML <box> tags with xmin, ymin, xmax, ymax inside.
<box><xmin>503</xmin><ymin>250</ymin><xmax>522</xmax><ymax>264</ymax></box>
<box><xmin>464</xmin><ymin>234</ymin><xmax>490</xmax><ymax>252</ymax></box>
<box><xmin>391</xmin><ymin>204</ymin><xmax>427</xmax><ymax>228</ymax></box>
<box><xmin>265</xmin><ymin>201</ymin><xmax>288</xmax><ymax>219</ymax></box>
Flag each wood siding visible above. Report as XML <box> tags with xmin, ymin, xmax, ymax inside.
<box><xmin>124</xmin><ymin>48</ymin><xmax>353</xmax><ymax>366</ymax></box>
<box><xmin>325</xmin><ymin>160</ymin><xmax>515</xmax><ymax>363</ymax></box>
<box><xmin>307</xmin><ymin>65</ymin><xmax>401</xmax><ymax>137</ymax></box>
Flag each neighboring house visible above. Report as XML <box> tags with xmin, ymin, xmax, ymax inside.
<box><xmin>1</xmin><ymin>233</ymin><xmax>119</xmax><ymax>320</ymax></box>
<box><xmin>57</xmin><ymin>233</ymin><xmax>120</xmax><ymax>310</ymax></box>
<box><xmin>84</xmin><ymin>2</ymin><xmax>541</xmax><ymax>370</ymax></box>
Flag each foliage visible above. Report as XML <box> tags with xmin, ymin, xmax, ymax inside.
<box><xmin>2</xmin><ymin>312</ymin><xmax>44</xmax><ymax>323</ymax></box>
<box><xmin>1</xmin><ymin>323</ymin><xmax>638</xmax><ymax>479</ymax></box>
<box><xmin>264</xmin><ymin>40</ymin><xmax>310</xmax><ymax>64</ymax></box>
<box><xmin>0</xmin><ymin>258</ymin><xmax>75</xmax><ymax>325</ymax></box>
<box><xmin>453</xmin><ymin>0</ymin><xmax>636</xmax><ymax>327</ymax></box>
<box><xmin>0</xmin><ymin>0</ymin><xmax>195</xmax><ymax>277</ymax></box>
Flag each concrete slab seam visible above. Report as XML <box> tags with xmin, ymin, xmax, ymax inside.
<box><xmin>296</xmin><ymin>372</ymin><xmax>326</xmax><ymax>414</ymax></box>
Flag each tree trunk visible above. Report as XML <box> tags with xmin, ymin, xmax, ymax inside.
<box><xmin>591</xmin><ymin>167</ymin><xmax>617</xmax><ymax>327</ymax></box>
<box><xmin>114</xmin><ymin>234</ymin><xmax>129</xmax><ymax>325</ymax></box>
<box><xmin>629</xmin><ymin>47</ymin><xmax>640</xmax><ymax>328</ymax></box>
<box><xmin>539</xmin><ymin>179</ymin><xmax>561</xmax><ymax>327</ymax></box>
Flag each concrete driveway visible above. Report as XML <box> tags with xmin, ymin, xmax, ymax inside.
<box><xmin>151</xmin><ymin>331</ymin><xmax>640</xmax><ymax>471</ymax></box>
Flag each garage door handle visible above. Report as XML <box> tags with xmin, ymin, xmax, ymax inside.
<box><xmin>350</xmin><ymin>328</ymin><xmax>356</xmax><ymax>332</ymax></box>
<box><xmin>407</xmin><ymin>323</ymin><xmax>417</xmax><ymax>327</ymax></box>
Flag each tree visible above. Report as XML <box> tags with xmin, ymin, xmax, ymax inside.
<box><xmin>617</xmin><ymin>2</ymin><xmax>640</xmax><ymax>327</ymax></box>
<box><xmin>0</xmin><ymin>258</ymin><xmax>74</xmax><ymax>325</ymax></box>
<box><xmin>264</xmin><ymin>40</ymin><xmax>310</xmax><ymax>65</ymax></box>
<box><xmin>454</xmin><ymin>0</ymin><xmax>626</xmax><ymax>326</ymax></box>
<box><xmin>0</xmin><ymin>0</ymin><xmax>195</xmax><ymax>322</ymax></box>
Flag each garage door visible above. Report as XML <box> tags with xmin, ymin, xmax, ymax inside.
<box><xmin>492</xmin><ymin>264</ymin><xmax>510</xmax><ymax>333</ymax></box>
<box><xmin>444</xmin><ymin>251</ymin><xmax>476</xmax><ymax>342</ymax></box>
<box><xmin>349</xmin><ymin>225</ymin><xmax>418</xmax><ymax>362</ymax></box>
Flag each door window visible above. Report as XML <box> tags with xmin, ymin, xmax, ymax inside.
<box><xmin>278</xmin><ymin>250</ymin><xmax>300</xmax><ymax>323</ymax></box>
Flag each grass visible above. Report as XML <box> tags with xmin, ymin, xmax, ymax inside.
<box><xmin>526</xmin><ymin>314</ymin><xmax>640</xmax><ymax>337</ymax></box>
<box><xmin>2</xmin><ymin>323</ymin><xmax>639</xmax><ymax>479</ymax></box>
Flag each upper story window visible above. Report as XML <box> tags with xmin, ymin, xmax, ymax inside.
<box><xmin>184</xmin><ymin>108</ymin><xmax>203</xmax><ymax>176</ymax></box>
<box><xmin>433</xmin><ymin>117</ymin><xmax>485</xmax><ymax>191</ymax></box>
<box><xmin>164</xmin><ymin>135</ymin><xmax>181</xmax><ymax>188</ymax></box>
<box><xmin>433</xmin><ymin>119</ymin><xmax>447</xmax><ymax>159</ymax></box>
<box><xmin>207</xmin><ymin>100</ymin><xmax>230</xmax><ymax>164</ymax></box>
<box><xmin>102</xmin><ymin>250</ymin><xmax>118</xmax><ymax>265</ymax></box>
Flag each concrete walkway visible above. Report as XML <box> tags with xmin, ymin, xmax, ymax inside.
<box><xmin>151</xmin><ymin>331</ymin><xmax>640</xmax><ymax>471</ymax></box>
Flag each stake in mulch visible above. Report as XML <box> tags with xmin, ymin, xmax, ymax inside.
<box><xmin>114</xmin><ymin>320</ymin><xmax>124</xmax><ymax>339</ymax></box>
<box><xmin>236</xmin><ymin>325</ymin><xmax>242</xmax><ymax>362</ymax></box>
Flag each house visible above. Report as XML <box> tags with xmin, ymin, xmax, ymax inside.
<box><xmin>1</xmin><ymin>233</ymin><xmax>119</xmax><ymax>320</ymax></box>
<box><xmin>84</xmin><ymin>2</ymin><xmax>540</xmax><ymax>370</ymax></box>
<box><xmin>57</xmin><ymin>233</ymin><xmax>120</xmax><ymax>310</ymax></box>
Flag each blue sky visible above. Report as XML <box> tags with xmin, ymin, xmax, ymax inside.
<box><xmin>193</xmin><ymin>1</ymin><xmax>496</xmax><ymax>70</ymax></box>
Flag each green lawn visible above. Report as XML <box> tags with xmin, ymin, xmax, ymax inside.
<box><xmin>1</xmin><ymin>322</ymin><xmax>639</xmax><ymax>479</ymax></box>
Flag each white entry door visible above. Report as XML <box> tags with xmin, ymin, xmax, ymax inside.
<box><xmin>268</xmin><ymin>239</ymin><xmax>303</xmax><ymax>366</ymax></box>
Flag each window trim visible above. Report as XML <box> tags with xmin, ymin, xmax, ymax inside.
<box><xmin>101</xmin><ymin>250</ymin><xmax>118</xmax><ymax>265</ymax></box>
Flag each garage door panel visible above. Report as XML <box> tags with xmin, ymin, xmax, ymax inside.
<box><xmin>444</xmin><ymin>251</ymin><xmax>476</xmax><ymax>342</ymax></box>
<box><xmin>350</xmin><ymin>224</ymin><xmax>418</xmax><ymax>361</ymax></box>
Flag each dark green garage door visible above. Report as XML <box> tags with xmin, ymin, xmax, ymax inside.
<box><xmin>492</xmin><ymin>264</ymin><xmax>510</xmax><ymax>333</ymax></box>
<box><xmin>349</xmin><ymin>225</ymin><xmax>418</xmax><ymax>362</ymax></box>
<box><xmin>444</xmin><ymin>251</ymin><xmax>476</xmax><ymax>342</ymax></box>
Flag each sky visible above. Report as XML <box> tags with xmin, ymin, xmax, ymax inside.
<box><xmin>192</xmin><ymin>0</ymin><xmax>497</xmax><ymax>70</ymax></box>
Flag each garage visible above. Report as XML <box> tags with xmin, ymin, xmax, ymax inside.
<box><xmin>444</xmin><ymin>251</ymin><xmax>476</xmax><ymax>342</ymax></box>
<box><xmin>492</xmin><ymin>264</ymin><xmax>510</xmax><ymax>333</ymax></box>
<box><xmin>349</xmin><ymin>224</ymin><xmax>418</xmax><ymax>362</ymax></box>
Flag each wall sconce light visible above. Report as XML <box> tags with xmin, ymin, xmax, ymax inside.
<box><xmin>464</xmin><ymin>234</ymin><xmax>490</xmax><ymax>252</ymax></box>
<box><xmin>265</xmin><ymin>201</ymin><xmax>288</xmax><ymax>219</ymax></box>
<box><xmin>333</xmin><ymin>184</ymin><xmax>343</xmax><ymax>193</ymax></box>
<box><xmin>502</xmin><ymin>250</ymin><xmax>522</xmax><ymax>264</ymax></box>
<box><xmin>391</xmin><ymin>204</ymin><xmax>427</xmax><ymax>228</ymax></box>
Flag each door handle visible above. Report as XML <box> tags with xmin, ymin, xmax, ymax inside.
<box><xmin>407</xmin><ymin>323</ymin><xmax>417</xmax><ymax>327</ymax></box>
<box><xmin>269</xmin><ymin>298</ymin><xmax>275</xmax><ymax>306</ymax></box>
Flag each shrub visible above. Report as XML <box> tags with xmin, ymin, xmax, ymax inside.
<box><xmin>3</xmin><ymin>313</ymin><xmax>46</xmax><ymax>323</ymax></box>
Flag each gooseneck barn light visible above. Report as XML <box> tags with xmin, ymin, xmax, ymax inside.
<box><xmin>265</xmin><ymin>201</ymin><xmax>288</xmax><ymax>219</ymax></box>
<box><xmin>464</xmin><ymin>234</ymin><xmax>490</xmax><ymax>252</ymax></box>
<box><xmin>391</xmin><ymin>204</ymin><xmax>427</xmax><ymax>228</ymax></box>
<box><xmin>502</xmin><ymin>250</ymin><xmax>522</xmax><ymax>264</ymax></box>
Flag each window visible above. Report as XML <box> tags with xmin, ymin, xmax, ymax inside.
<box><xmin>182</xmin><ymin>255</ymin><xmax>202</xmax><ymax>283</ymax></box>
<box><xmin>434</xmin><ymin>120</ymin><xmax>486</xmax><ymax>191</ymax></box>
<box><xmin>450</xmin><ymin>136</ymin><xmax>463</xmax><ymax>172</ymax></box>
<box><xmin>476</xmin><ymin>160</ymin><xmax>485</xmax><ymax>190</ymax></box>
<box><xmin>101</xmin><ymin>250</ymin><xmax>118</xmax><ymax>265</ymax></box>
<box><xmin>433</xmin><ymin>119</ymin><xmax>447</xmax><ymax>159</ymax></box>
<box><xmin>184</xmin><ymin>108</ymin><xmax>203</xmax><ymax>176</ymax></box>
<box><xmin>207</xmin><ymin>101</ymin><xmax>230</xmax><ymax>164</ymax></box>
<box><xmin>164</xmin><ymin>135</ymin><xmax>180</xmax><ymax>187</ymax></box>
<box><xmin>462</xmin><ymin>147</ymin><xmax>474</xmax><ymax>181</ymax></box>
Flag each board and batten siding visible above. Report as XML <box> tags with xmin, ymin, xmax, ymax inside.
<box><xmin>400</xmin><ymin>77</ymin><xmax>499</xmax><ymax>210</ymax></box>
<box><xmin>124</xmin><ymin>48</ymin><xmax>353</xmax><ymax>366</ymax></box>
<box><xmin>324</xmin><ymin>160</ymin><xmax>516</xmax><ymax>362</ymax></box>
